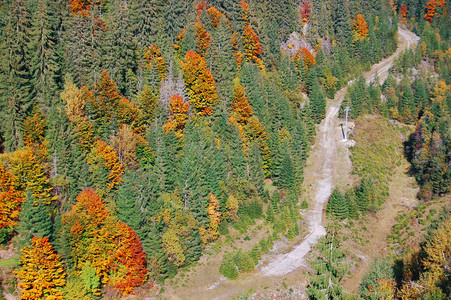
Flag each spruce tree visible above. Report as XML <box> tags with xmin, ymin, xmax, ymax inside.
<box><xmin>29</xmin><ymin>0</ymin><xmax>59</xmax><ymax>110</ymax></box>
<box><xmin>16</xmin><ymin>192</ymin><xmax>53</xmax><ymax>249</ymax></box>
<box><xmin>279</xmin><ymin>152</ymin><xmax>295</xmax><ymax>191</ymax></box>
<box><xmin>103</xmin><ymin>0</ymin><xmax>137</xmax><ymax>95</ymax></box>
<box><xmin>310</xmin><ymin>77</ymin><xmax>326</xmax><ymax>123</ymax></box>
<box><xmin>0</xmin><ymin>0</ymin><xmax>32</xmax><ymax>151</ymax></box>
<box><xmin>129</xmin><ymin>0</ymin><xmax>165</xmax><ymax>48</ymax></box>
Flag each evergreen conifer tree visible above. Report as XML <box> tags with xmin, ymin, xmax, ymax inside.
<box><xmin>29</xmin><ymin>0</ymin><xmax>59</xmax><ymax>110</ymax></box>
<box><xmin>16</xmin><ymin>192</ymin><xmax>53</xmax><ymax>249</ymax></box>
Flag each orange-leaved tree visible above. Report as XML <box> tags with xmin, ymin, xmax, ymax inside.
<box><xmin>232</xmin><ymin>31</ymin><xmax>244</xmax><ymax>70</ymax></box>
<box><xmin>207</xmin><ymin>6</ymin><xmax>223</xmax><ymax>28</ymax></box>
<box><xmin>110</xmin><ymin>222</ymin><xmax>147</xmax><ymax>296</ymax></box>
<box><xmin>89</xmin><ymin>70</ymin><xmax>122</xmax><ymax>122</ymax></box>
<box><xmin>352</xmin><ymin>14</ymin><xmax>369</xmax><ymax>42</ymax></box>
<box><xmin>67</xmin><ymin>0</ymin><xmax>93</xmax><ymax>16</ymax></box>
<box><xmin>195</xmin><ymin>22</ymin><xmax>212</xmax><ymax>57</ymax></box>
<box><xmin>0</xmin><ymin>165</ymin><xmax>24</xmax><ymax>229</ymax></box>
<box><xmin>400</xmin><ymin>4</ymin><xmax>409</xmax><ymax>23</ymax></box>
<box><xmin>180</xmin><ymin>51</ymin><xmax>218</xmax><ymax>116</ymax></box>
<box><xmin>424</xmin><ymin>0</ymin><xmax>447</xmax><ymax>23</ymax></box>
<box><xmin>294</xmin><ymin>47</ymin><xmax>316</xmax><ymax>71</ymax></box>
<box><xmin>231</xmin><ymin>80</ymin><xmax>254</xmax><ymax>125</ymax></box>
<box><xmin>241</xmin><ymin>0</ymin><xmax>250</xmax><ymax>25</ymax></box>
<box><xmin>15</xmin><ymin>237</ymin><xmax>66</xmax><ymax>300</ymax></box>
<box><xmin>242</xmin><ymin>25</ymin><xmax>265</xmax><ymax>71</ymax></box>
<box><xmin>116</xmin><ymin>97</ymin><xmax>145</xmax><ymax>134</ymax></box>
<box><xmin>144</xmin><ymin>45</ymin><xmax>168</xmax><ymax>81</ymax></box>
<box><xmin>390</xmin><ymin>0</ymin><xmax>397</xmax><ymax>13</ymax></box>
<box><xmin>63</xmin><ymin>188</ymin><xmax>115</xmax><ymax>294</ymax></box>
<box><xmin>63</xmin><ymin>189</ymin><xmax>147</xmax><ymax>296</ymax></box>
<box><xmin>196</xmin><ymin>0</ymin><xmax>210</xmax><ymax>18</ymax></box>
<box><xmin>163</xmin><ymin>94</ymin><xmax>190</xmax><ymax>140</ymax></box>
<box><xmin>86</xmin><ymin>140</ymin><xmax>125</xmax><ymax>191</ymax></box>
<box><xmin>229</xmin><ymin>80</ymin><xmax>271</xmax><ymax>175</ymax></box>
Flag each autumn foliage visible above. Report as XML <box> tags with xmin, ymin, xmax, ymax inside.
<box><xmin>173</xmin><ymin>27</ymin><xmax>187</xmax><ymax>58</ymax></box>
<box><xmin>243</xmin><ymin>25</ymin><xmax>265</xmax><ymax>71</ymax></box>
<box><xmin>163</xmin><ymin>94</ymin><xmax>190</xmax><ymax>139</ymax></box>
<box><xmin>15</xmin><ymin>237</ymin><xmax>66</xmax><ymax>300</ymax></box>
<box><xmin>300</xmin><ymin>0</ymin><xmax>311</xmax><ymax>23</ymax></box>
<box><xmin>195</xmin><ymin>22</ymin><xmax>212</xmax><ymax>57</ymax></box>
<box><xmin>110</xmin><ymin>222</ymin><xmax>148</xmax><ymax>296</ymax></box>
<box><xmin>86</xmin><ymin>140</ymin><xmax>125</xmax><ymax>191</ymax></box>
<box><xmin>144</xmin><ymin>45</ymin><xmax>168</xmax><ymax>81</ymax></box>
<box><xmin>180</xmin><ymin>51</ymin><xmax>218</xmax><ymax>115</ymax></box>
<box><xmin>352</xmin><ymin>14</ymin><xmax>369</xmax><ymax>42</ymax></box>
<box><xmin>231</xmin><ymin>80</ymin><xmax>253</xmax><ymax>125</ymax></box>
<box><xmin>294</xmin><ymin>47</ymin><xmax>316</xmax><ymax>71</ymax></box>
<box><xmin>63</xmin><ymin>189</ymin><xmax>147</xmax><ymax>296</ymax></box>
<box><xmin>90</xmin><ymin>70</ymin><xmax>122</xmax><ymax>121</ymax></box>
<box><xmin>67</xmin><ymin>0</ymin><xmax>93</xmax><ymax>16</ymax></box>
<box><xmin>207</xmin><ymin>6</ymin><xmax>224</xmax><ymax>28</ymax></box>
<box><xmin>424</xmin><ymin>0</ymin><xmax>447</xmax><ymax>23</ymax></box>
<box><xmin>0</xmin><ymin>165</ymin><xmax>24</xmax><ymax>229</ymax></box>
<box><xmin>23</xmin><ymin>111</ymin><xmax>46</xmax><ymax>146</ymax></box>
<box><xmin>4</xmin><ymin>146</ymin><xmax>54</xmax><ymax>204</ymax></box>
<box><xmin>241</xmin><ymin>1</ymin><xmax>250</xmax><ymax>24</ymax></box>
<box><xmin>232</xmin><ymin>31</ymin><xmax>244</xmax><ymax>70</ymax></box>
<box><xmin>400</xmin><ymin>4</ymin><xmax>409</xmax><ymax>23</ymax></box>
<box><xmin>398</xmin><ymin>219</ymin><xmax>450</xmax><ymax>299</ymax></box>
<box><xmin>229</xmin><ymin>80</ymin><xmax>271</xmax><ymax>175</ymax></box>
<box><xmin>199</xmin><ymin>193</ymin><xmax>221</xmax><ymax>244</ymax></box>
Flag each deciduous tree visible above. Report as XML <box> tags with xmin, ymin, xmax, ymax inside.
<box><xmin>86</xmin><ymin>140</ymin><xmax>125</xmax><ymax>191</ymax></box>
<box><xmin>180</xmin><ymin>51</ymin><xmax>218</xmax><ymax>115</ymax></box>
<box><xmin>195</xmin><ymin>22</ymin><xmax>212</xmax><ymax>57</ymax></box>
<box><xmin>15</xmin><ymin>237</ymin><xmax>66</xmax><ymax>300</ymax></box>
<box><xmin>144</xmin><ymin>45</ymin><xmax>168</xmax><ymax>81</ymax></box>
<box><xmin>163</xmin><ymin>94</ymin><xmax>190</xmax><ymax>140</ymax></box>
<box><xmin>424</xmin><ymin>0</ymin><xmax>447</xmax><ymax>23</ymax></box>
<box><xmin>0</xmin><ymin>166</ymin><xmax>24</xmax><ymax>229</ymax></box>
<box><xmin>242</xmin><ymin>25</ymin><xmax>265</xmax><ymax>71</ymax></box>
<box><xmin>352</xmin><ymin>14</ymin><xmax>369</xmax><ymax>42</ymax></box>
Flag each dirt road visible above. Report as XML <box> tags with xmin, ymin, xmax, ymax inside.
<box><xmin>259</xmin><ymin>26</ymin><xmax>419</xmax><ymax>277</ymax></box>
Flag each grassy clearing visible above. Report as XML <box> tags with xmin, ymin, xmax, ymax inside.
<box><xmin>349</xmin><ymin>116</ymin><xmax>412</xmax><ymax>211</ymax></box>
<box><xmin>0</xmin><ymin>257</ymin><xmax>18</xmax><ymax>269</ymax></box>
<box><xmin>332</xmin><ymin>115</ymin><xmax>419</xmax><ymax>293</ymax></box>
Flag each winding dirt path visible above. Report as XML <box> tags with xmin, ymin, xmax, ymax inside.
<box><xmin>259</xmin><ymin>26</ymin><xmax>419</xmax><ymax>277</ymax></box>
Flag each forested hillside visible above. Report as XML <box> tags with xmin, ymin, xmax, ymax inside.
<box><xmin>0</xmin><ymin>0</ymin><xmax>448</xmax><ymax>299</ymax></box>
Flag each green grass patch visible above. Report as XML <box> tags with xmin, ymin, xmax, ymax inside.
<box><xmin>0</xmin><ymin>256</ymin><xmax>19</xmax><ymax>268</ymax></box>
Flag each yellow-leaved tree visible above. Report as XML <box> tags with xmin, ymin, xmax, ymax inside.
<box><xmin>15</xmin><ymin>237</ymin><xmax>66</xmax><ymax>300</ymax></box>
